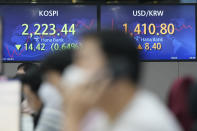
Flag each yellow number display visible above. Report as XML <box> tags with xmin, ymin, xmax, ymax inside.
<box><xmin>34</xmin><ymin>24</ymin><xmax>41</xmax><ymax>35</ymax></box>
<box><xmin>144</xmin><ymin>43</ymin><xmax>162</xmax><ymax>51</ymax></box>
<box><xmin>36</xmin><ymin>44</ymin><xmax>41</xmax><ymax>51</ymax></box>
<box><xmin>22</xmin><ymin>24</ymin><xmax>29</xmax><ymax>35</ymax></box>
<box><xmin>61</xmin><ymin>24</ymin><xmax>76</xmax><ymax>35</ymax></box>
<box><xmin>134</xmin><ymin>24</ymin><xmax>141</xmax><ymax>34</ymax></box>
<box><xmin>69</xmin><ymin>24</ymin><xmax>76</xmax><ymax>35</ymax></box>
<box><xmin>62</xmin><ymin>43</ymin><xmax>67</xmax><ymax>50</ymax></box>
<box><xmin>29</xmin><ymin>43</ymin><xmax>33</xmax><ymax>51</ymax></box>
<box><xmin>157</xmin><ymin>43</ymin><xmax>162</xmax><ymax>50</ymax></box>
<box><xmin>22</xmin><ymin>24</ymin><xmax>75</xmax><ymax>36</ymax></box>
<box><xmin>24</xmin><ymin>43</ymin><xmax>33</xmax><ymax>51</ymax></box>
<box><xmin>160</xmin><ymin>23</ymin><xmax>168</xmax><ymax>35</ymax></box>
<box><xmin>123</xmin><ymin>23</ymin><xmax>128</xmax><ymax>33</ymax></box>
<box><xmin>142</xmin><ymin>24</ymin><xmax>147</xmax><ymax>34</ymax></box>
<box><xmin>124</xmin><ymin>23</ymin><xmax>175</xmax><ymax>35</ymax></box>
<box><xmin>145</xmin><ymin>43</ymin><xmax>150</xmax><ymax>50</ymax></box>
<box><xmin>24</xmin><ymin>43</ymin><xmax>45</xmax><ymax>51</ymax></box>
<box><xmin>42</xmin><ymin>24</ymin><xmax>48</xmax><ymax>35</ymax></box>
<box><xmin>24</xmin><ymin>43</ymin><xmax>28</xmax><ymax>50</ymax></box>
<box><xmin>168</xmin><ymin>24</ymin><xmax>175</xmax><ymax>34</ymax></box>
<box><xmin>41</xmin><ymin>43</ymin><xmax>45</xmax><ymax>51</ymax></box>
<box><xmin>149</xmin><ymin>24</ymin><xmax>156</xmax><ymax>35</ymax></box>
<box><xmin>61</xmin><ymin>24</ymin><xmax>68</xmax><ymax>35</ymax></box>
<box><xmin>152</xmin><ymin>43</ymin><xmax>162</xmax><ymax>50</ymax></box>
<box><xmin>152</xmin><ymin>43</ymin><xmax>157</xmax><ymax>50</ymax></box>
<box><xmin>49</xmin><ymin>24</ymin><xmax>56</xmax><ymax>35</ymax></box>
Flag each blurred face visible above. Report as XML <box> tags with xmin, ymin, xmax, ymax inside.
<box><xmin>74</xmin><ymin>37</ymin><xmax>106</xmax><ymax>75</ymax></box>
<box><xmin>23</xmin><ymin>84</ymin><xmax>41</xmax><ymax>113</ymax></box>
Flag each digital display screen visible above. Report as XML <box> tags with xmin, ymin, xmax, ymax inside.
<box><xmin>0</xmin><ymin>18</ymin><xmax>2</xmax><ymax>72</ymax></box>
<box><xmin>1</xmin><ymin>5</ymin><xmax>97</xmax><ymax>62</ymax></box>
<box><xmin>101</xmin><ymin>5</ymin><xmax>196</xmax><ymax>60</ymax></box>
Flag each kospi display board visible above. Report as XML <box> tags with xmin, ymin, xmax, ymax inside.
<box><xmin>0</xmin><ymin>5</ymin><xmax>97</xmax><ymax>62</ymax></box>
<box><xmin>100</xmin><ymin>5</ymin><xmax>196</xmax><ymax>61</ymax></box>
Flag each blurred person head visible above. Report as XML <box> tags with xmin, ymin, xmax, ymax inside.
<box><xmin>21</xmin><ymin>66</ymin><xmax>42</xmax><ymax>114</ymax></box>
<box><xmin>16</xmin><ymin>63</ymin><xmax>38</xmax><ymax>75</ymax></box>
<box><xmin>74</xmin><ymin>30</ymin><xmax>141</xmax><ymax>85</ymax></box>
<box><xmin>64</xmin><ymin>31</ymin><xmax>141</xmax><ymax>121</ymax></box>
<box><xmin>62</xmin><ymin>30</ymin><xmax>141</xmax><ymax>131</ymax></box>
<box><xmin>39</xmin><ymin>50</ymin><xmax>73</xmax><ymax>109</ymax></box>
<box><xmin>16</xmin><ymin>64</ymin><xmax>39</xmax><ymax>112</ymax></box>
<box><xmin>40</xmin><ymin>50</ymin><xmax>73</xmax><ymax>87</ymax></box>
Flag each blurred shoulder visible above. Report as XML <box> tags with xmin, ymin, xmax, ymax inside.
<box><xmin>116</xmin><ymin>89</ymin><xmax>183</xmax><ymax>131</ymax></box>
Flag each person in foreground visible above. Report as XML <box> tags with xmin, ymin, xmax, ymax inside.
<box><xmin>62</xmin><ymin>31</ymin><xmax>183</xmax><ymax>131</ymax></box>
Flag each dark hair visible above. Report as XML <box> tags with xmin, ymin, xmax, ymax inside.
<box><xmin>40</xmin><ymin>50</ymin><xmax>73</xmax><ymax>75</ymax></box>
<box><xmin>17</xmin><ymin>63</ymin><xmax>38</xmax><ymax>73</ymax></box>
<box><xmin>21</xmin><ymin>66</ymin><xmax>42</xmax><ymax>94</ymax></box>
<box><xmin>82</xmin><ymin>31</ymin><xmax>141</xmax><ymax>84</ymax></box>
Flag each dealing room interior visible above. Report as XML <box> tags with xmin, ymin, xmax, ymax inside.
<box><xmin>0</xmin><ymin>0</ymin><xmax>197</xmax><ymax>131</ymax></box>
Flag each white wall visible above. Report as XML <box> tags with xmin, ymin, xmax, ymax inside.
<box><xmin>140</xmin><ymin>62</ymin><xmax>179</xmax><ymax>102</ymax></box>
<box><xmin>3</xmin><ymin>63</ymin><xmax>20</xmax><ymax>78</ymax></box>
<box><xmin>141</xmin><ymin>62</ymin><xmax>197</xmax><ymax>102</ymax></box>
<box><xmin>179</xmin><ymin>62</ymin><xmax>197</xmax><ymax>78</ymax></box>
<box><xmin>2</xmin><ymin>62</ymin><xmax>197</xmax><ymax>102</ymax></box>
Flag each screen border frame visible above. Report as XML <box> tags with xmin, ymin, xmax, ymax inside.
<box><xmin>1</xmin><ymin>3</ymin><xmax>99</xmax><ymax>63</ymax></box>
<box><xmin>0</xmin><ymin>3</ymin><xmax>196</xmax><ymax>63</ymax></box>
<box><xmin>99</xmin><ymin>3</ymin><xmax>197</xmax><ymax>62</ymax></box>
<box><xmin>0</xmin><ymin>16</ymin><xmax>3</xmax><ymax>73</ymax></box>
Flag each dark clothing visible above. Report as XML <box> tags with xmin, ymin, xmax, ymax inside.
<box><xmin>191</xmin><ymin>122</ymin><xmax>197</xmax><ymax>131</ymax></box>
<box><xmin>32</xmin><ymin>105</ymin><xmax>44</xmax><ymax>129</ymax></box>
<box><xmin>168</xmin><ymin>77</ymin><xmax>194</xmax><ymax>131</ymax></box>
